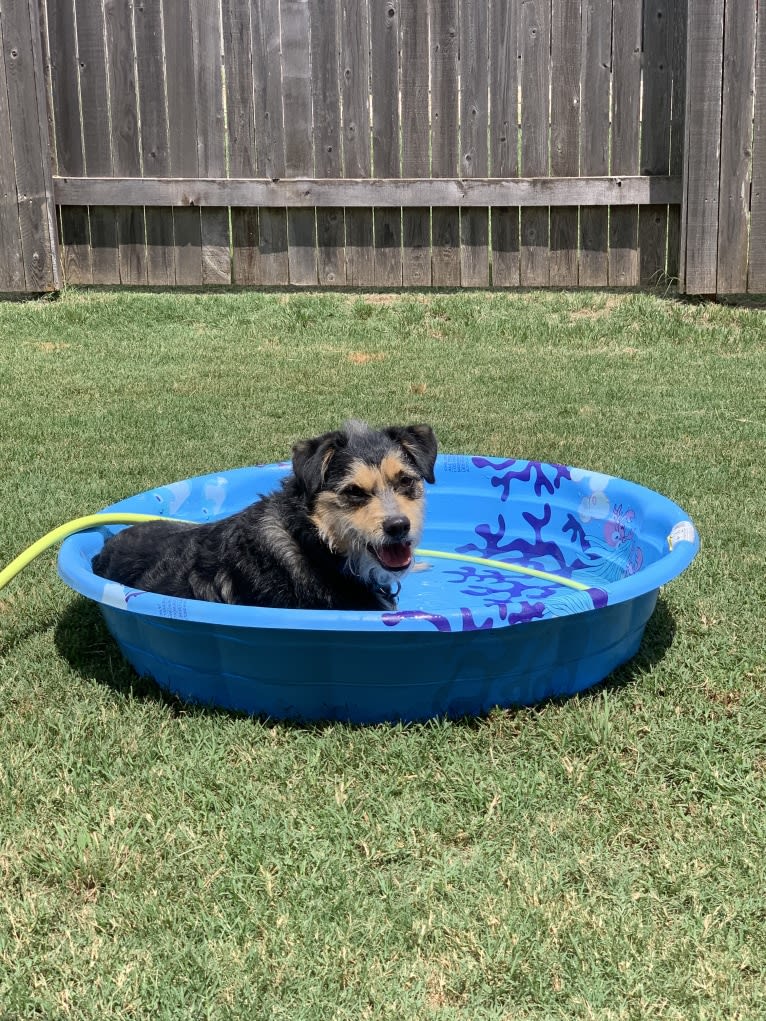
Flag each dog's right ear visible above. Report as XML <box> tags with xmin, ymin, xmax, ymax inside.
<box><xmin>292</xmin><ymin>430</ymin><xmax>347</xmax><ymax>496</ymax></box>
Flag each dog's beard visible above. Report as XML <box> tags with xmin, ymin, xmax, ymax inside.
<box><xmin>347</xmin><ymin>546</ymin><xmax>409</xmax><ymax>591</ymax></box>
<box><xmin>316</xmin><ymin>521</ymin><xmax>416</xmax><ymax>591</ymax></box>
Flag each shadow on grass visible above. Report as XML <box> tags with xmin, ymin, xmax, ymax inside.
<box><xmin>54</xmin><ymin>597</ymin><xmax>192</xmax><ymax>716</ymax></box>
<box><xmin>54</xmin><ymin>593</ymin><xmax>677</xmax><ymax>726</ymax></box>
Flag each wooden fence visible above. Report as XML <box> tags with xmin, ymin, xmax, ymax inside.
<box><xmin>0</xmin><ymin>0</ymin><xmax>763</xmax><ymax>294</ymax></box>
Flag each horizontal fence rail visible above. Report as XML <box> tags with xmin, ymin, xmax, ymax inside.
<box><xmin>53</xmin><ymin>177</ymin><xmax>684</xmax><ymax>209</ymax></box>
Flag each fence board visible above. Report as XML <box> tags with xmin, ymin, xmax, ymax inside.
<box><xmin>134</xmin><ymin>0</ymin><xmax>174</xmax><ymax>285</ymax></box>
<box><xmin>489</xmin><ymin>0</ymin><xmax>519</xmax><ymax>285</ymax></box>
<box><xmin>341</xmin><ymin>0</ymin><xmax>373</xmax><ymax>286</ymax></box>
<box><xmin>749</xmin><ymin>0</ymin><xmax>766</xmax><ymax>291</ymax></box>
<box><xmin>164</xmin><ymin>0</ymin><xmax>202</xmax><ymax>285</ymax></box>
<box><xmin>640</xmin><ymin>0</ymin><xmax>672</xmax><ymax>285</ymax></box>
<box><xmin>371</xmin><ymin>0</ymin><xmax>402</xmax><ymax>285</ymax></box>
<box><xmin>716</xmin><ymin>0</ymin><xmax>756</xmax><ymax>293</ymax></box>
<box><xmin>609</xmin><ymin>0</ymin><xmax>641</xmax><ymax>286</ymax></box>
<box><xmin>431</xmin><ymin>0</ymin><xmax>460</xmax><ymax>285</ymax></box>
<box><xmin>579</xmin><ymin>0</ymin><xmax>611</xmax><ymax>286</ymax></box>
<box><xmin>681</xmin><ymin>0</ymin><xmax>725</xmax><ymax>294</ymax></box>
<box><xmin>223</xmin><ymin>0</ymin><xmax>259</xmax><ymax>284</ymax></box>
<box><xmin>104</xmin><ymin>0</ymin><xmax>146</xmax><ymax>285</ymax></box>
<box><xmin>45</xmin><ymin>0</ymin><xmax>89</xmax><ymax>283</ymax></box>
<box><xmin>666</xmin><ymin>0</ymin><xmax>687</xmax><ymax>281</ymax></box>
<box><xmin>281</xmin><ymin>0</ymin><xmax>317</xmax><ymax>285</ymax></box>
<box><xmin>550</xmin><ymin>0</ymin><xmax>581</xmax><ymax>287</ymax></box>
<box><xmin>2</xmin><ymin>0</ymin><xmax>57</xmax><ymax>290</ymax></box>
<box><xmin>252</xmin><ymin>0</ymin><xmax>289</xmax><ymax>285</ymax></box>
<box><xmin>401</xmin><ymin>0</ymin><xmax>431</xmax><ymax>286</ymax></box>
<box><xmin>0</xmin><ymin>11</ymin><xmax>25</xmax><ymax>290</ymax></box>
<box><xmin>460</xmin><ymin>0</ymin><xmax>489</xmax><ymax>286</ymax></box>
<box><xmin>310</xmin><ymin>0</ymin><xmax>345</xmax><ymax>285</ymax></box>
<box><xmin>76</xmin><ymin>0</ymin><xmax>119</xmax><ymax>283</ymax></box>
<box><xmin>21</xmin><ymin>0</ymin><xmax>59</xmax><ymax>289</ymax></box>
<box><xmin>191</xmin><ymin>0</ymin><xmax>230</xmax><ymax>284</ymax></box>
<box><xmin>519</xmin><ymin>0</ymin><xmax>551</xmax><ymax>286</ymax></box>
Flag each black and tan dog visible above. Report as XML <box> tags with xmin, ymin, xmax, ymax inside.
<box><xmin>92</xmin><ymin>421</ymin><xmax>437</xmax><ymax>610</ymax></box>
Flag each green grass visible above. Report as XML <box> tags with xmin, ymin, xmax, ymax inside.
<box><xmin>1</xmin><ymin>287</ymin><xmax>765</xmax><ymax>1020</ymax></box>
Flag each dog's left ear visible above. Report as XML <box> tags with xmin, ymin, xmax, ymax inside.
<box><xmin>292</xmin><ymin>430</ymin><xmax>347</xmax><ymax>496</ymax></box>
<box><xmin>387</xmin><ymin>424</ymin><xmax>438</xmax><ymax>484</ymax></box>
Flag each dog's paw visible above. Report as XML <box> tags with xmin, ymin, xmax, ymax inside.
<box><xmin>411</xmin><ymin>559</ymin><xmax>433</xmax><ymax>574</ymax></box>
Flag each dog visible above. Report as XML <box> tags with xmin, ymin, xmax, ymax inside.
<box><xmin>92</xmin><ymin>420</ymin><xmax>437</xmax><ymax>611</ymax></box>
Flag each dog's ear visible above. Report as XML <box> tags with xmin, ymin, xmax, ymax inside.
<box><xmin>386</xmin><ymin>424</ymin><xmax>438</xmax><ymax>484</ymax></box>
<box><xmin>292</xmin><ymin>430</ymin><xmax>347</xmax><ymax>496</ymax></box>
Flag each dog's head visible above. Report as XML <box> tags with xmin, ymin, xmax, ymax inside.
<box><xmin>292</xmin><ymin>420</ymin><xmax>438</xmax><ymax>590</ymax></box>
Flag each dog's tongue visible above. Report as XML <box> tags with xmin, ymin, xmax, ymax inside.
<box><xmin>377</xmin><ymin>543</ymin><xmax>412</xmax><ymax>570</ymax></box>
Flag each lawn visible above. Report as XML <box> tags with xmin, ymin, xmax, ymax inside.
<box><xmin>0</xmin><ymin>287</ymin><xmax>764</xmax><ymax>1020</ymax></box>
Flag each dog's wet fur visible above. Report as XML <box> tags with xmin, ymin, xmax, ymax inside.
<box><xmin>92</xmin><ymin>421</ymin><xmax>437</xmax><ymax>611</ymax></box>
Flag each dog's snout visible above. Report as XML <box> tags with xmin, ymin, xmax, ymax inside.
<box><xmin>382</xmin><ymin>514</ymin><xmax>410</xmax><ymax>540</ymax></box>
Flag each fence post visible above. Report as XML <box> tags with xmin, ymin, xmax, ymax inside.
<box><xmin>0</xmin><ymin>0</ymin><xmax>60</xmax><ymax>293</ymax></box>
<box><xmin>680</xmin><ymin>0</ymin><xmax>759</xmax><ymax>295</ymax></box>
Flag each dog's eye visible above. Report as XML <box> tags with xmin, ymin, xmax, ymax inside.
<box><xmin>342</xmin><ymin>485</ymin><xmax>370</xmax><ymax>506</ymax></box>
<box><xmin>394</xmin><ymin>475</ymin><xmax>419</xmax><ymax>497</ymax></box>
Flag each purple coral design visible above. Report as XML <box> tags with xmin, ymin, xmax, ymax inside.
<box><xmin>383</xmin><ymin>609</ymin><xmax>453</xmax><ymax>632</ymax></box>
<box><xmin>472</xmin><ymin>457</ymin><xmax>572</xmax><ymax>500</ymax></box>
<box><xmin>382</xmin><ymin>607</ymin><xmax>495</xmax><ymax>633</ymax></box>
<box><xmin>457</xmin><ymin>508</ymin><xmax>594</xmax><ymax>580</ymax></box>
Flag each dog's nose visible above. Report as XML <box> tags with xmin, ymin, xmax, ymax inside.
<box><xmin>382</xmin><ymin>515</ymin><xmax>410</xmax><ymax>540</ymax></box>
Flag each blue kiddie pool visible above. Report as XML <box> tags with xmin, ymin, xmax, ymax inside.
<box><xmin>58</xmin><ymin>455</ymin><xmax>699</xmax><ymax>722</ymax></box>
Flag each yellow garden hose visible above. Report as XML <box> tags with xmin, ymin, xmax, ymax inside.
<box><xmin>416</xmin><ymin>549</ymin><xmax>590</xmax><ymax>591</ymax></box>
<box><xmin>0</xmin><ymin>513</ymin><xmax>186</xmax><ymax>591</ymax></box>
<box><xmin>0</xmin><ymin>514</ymin><xmax>589</xmax><ymax>593</ymax></box>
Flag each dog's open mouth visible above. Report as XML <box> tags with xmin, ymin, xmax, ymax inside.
<box><xmin>371</xmin><ymin>542</ymin><xmax>413</xmax><ymax>572</ymax></box>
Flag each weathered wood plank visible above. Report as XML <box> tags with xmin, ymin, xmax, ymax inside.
<box><xmin>550</xmin><ymin>0</ymin><xmax>581</xmax><ymax>288</ymax></box>
<box><xmin>164</xmin><ymin>0</ymin><xmax>202</xmax><ymax>285</ymax></box>
<box><xmin>431</xmin><ymin>0</ymin><xmax>460</xmax><ymax>285</ymax></box>
<box><xmin>519</xmin><ymin>0</ymin><xmax>551</xmax><ymax>286</ymax></box>
<box><xmin>44</xmin><ymin>0</ymin><xmax>90</xmax><ymax>284</ymax></box>
<box><xmin>749</xmin><ymin>0</ymin><xmax>766</xmax><ymax>291</ymax></box>
<box><xmin>104</xmin><ymin>0</ymin><xmax>146</xmax><ymax>285</ymax></box>
<box><xmin>281</xmin><ymin>0</ymin><xmax>317</xmax><ymax>285</ymax></box>
<box><xmin>223</xmin><ymin>0</ymin><xmax>259</xmax><ymax>285</ymax></box>
<box><xmin>341</xmin><ymin>0</ymin><xmax>373</xmax><ymax>286</ymax></box>
<box><xmin>680</xmin><ymin>0</ymin><xmax>725</xmax><ymax>294</ymax></box>
<box><xmin>609</xmin><ymin>0</ymin><xmax>641</xmax><ymax>286</ymax></box>
<box><xmin>2</xmin><ymin>0</ymin><xmax>59</xmax><ymax>290</ymax></box>
<box><xmin>489</xmin><ymin>0</ymin><xmax>519</xmax><ymax>285</ymax></box>
<box><xmin>76</xmin><ymin>0</ymin><xmax>119</xmax><ymax>283</ymax></box>
<box><xmin>0</xmin><ymin>13</ymin><xmax>25</xmax><ymax>290</ymax></box>
<box><xmin>252</xmin><ymin>0</ymin><xmax>289</xmax><ymax>285</ymax></box>
<box><xmin>56</xmin><ymin>175</ymin><xmax>683</xmax><ymax>207</ymax></box>
<box><xmin>716</xmin><ymin>0</ymin><xmax>757</xmax><ymax>293</ymax></box>
<box><xmin>310</xmin><ymin>0</ymin><xmax>345</xmax><ymax>285</ymax></box>
<box><xmin>640</xmin><ymin>0</ymin><xmax>672</xmax><ymax>285</ymax></box>
<box><xmin>579</xmin><ymin>0</ymin><xmax>611</xmax><ymax>286</ymax></box>
<box><xmin>400</xmin><ymin>0</ymin><xmax>431</xmax><ymax>286</ymax></box>
<box><xmin>666</xmin><ymin>0</ymin><xmax>687</xmax><ymax>282</ymax></box>
<box><xmin>24</xmin><ymin>0</ymin><xmax>60</xmax><ymax>290</ymax></box>
<box><xmin>190</xmin><ymin>0</ymin><xmax>230</xmax><ymax>284</ymax></box>
<box><xmin>460</xmin><ymin>0</ymin><xmax>489</xmax><ymax>286</ymax></box>
<box><xmin>371</xmin><ymin>0</ymin><xmax>402</xmax><ymax>286</ymax></box>
<box><xmin>134</xmin><ymin>0</ymin><xmax>174</xmax><ymax>285</ymax></box>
